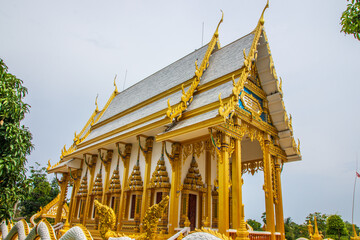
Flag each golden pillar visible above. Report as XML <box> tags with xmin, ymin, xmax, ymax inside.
<box><xmin>139</xmin><ymin>136</ymin><xmax>154</xmax><ymax>229</ymax></box>
<box><xmin>232</xmin><ymin>136</ymin><xmax>241</xmax><ymax>229</ymax></box>
<box><xmin>55</xmin><ymin>173</ymin><xmax>69</xmax><ymax>224</ymax></box>
<box><xmin>263</xmin><ymin>137</ymin><xmax>276</xmax><ymax>240</ymax></box>
<box><xmin>218</xmin><ymin>132</ymin><xmax>231</xmax><ymax>236</ymax></box>
<box><xmin>274</xmin><ymin>158</ymin><xmax>285</xmax><ymax>240</ymax></box>
<box><xmin>116</xmin><ymin>143</ymin><xmax>132</xmax><ymax>231</ymax></box>
<box><xmin>204</xmin><ymin>140</ymin><xmax>212</xmax><ymax>227</ymax></box>
<box><xmin>82</xmin><ymin>154</ymin><xmax>97</xmax><ymax>226</ymax></box>
<box><xmin>166</xmin><ymin>142</ymin><xmax>181</xmax><ymax>235</ymax></box>
<box><xmin>99</xmin><ymin>149</ymin><xmax>113</xmax><ymax>203</ymax></box>
<box><xmin>68</xmin><ymin>170</ymin><xmax>81</xmax><ymax>226</ymax></box>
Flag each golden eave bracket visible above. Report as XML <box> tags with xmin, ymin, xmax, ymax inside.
<box><xmin>166</xmin><ymin>10</ymin><xmax>224</xmax><ymax>123</ymax></box>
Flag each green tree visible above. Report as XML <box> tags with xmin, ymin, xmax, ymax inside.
<box><xmin>0</xmin><ymin>58</ymin><xmax>33</xmax><ymax>222</ymax></box>
<box><xmin>18</xmin><ymin>163</ymin><xmax>59</xmax><ymax>221</ymax></box>
<box><xmin>247</xmin><ymin>219</ymin><xmax>262</xmax><ymax>231</ymax></box>
<box><xmin>326</xmin><ymin>215</ymin><xmax>348</xmax><ymax>240</ymax></box>
<box><xmin>340</xmin><ymin>0</ymin><xmax>360</xmax><ymax>40</ymax></box>
<box><xmin>261</xmin><ymin>212</ymin><xmax>266</xmax><ymax>225</ymax></box>
<box><xmin>284</xmin><ymin>217</ymin><xmax>308</xmax><ymax>240</ymax></box>
<box><xmin>284</xmin><ymin>217</ymin><xmax>298</xmax><ymax>240</ymax></box>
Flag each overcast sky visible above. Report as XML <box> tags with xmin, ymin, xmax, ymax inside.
<box><xmin>1</xmin><ymin>0</ymin><xmax>360</xmax><ymax>226</ymax></box>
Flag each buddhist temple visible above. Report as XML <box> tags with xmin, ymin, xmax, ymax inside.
<box><xmin>47</xmin><ymin>3</ymin><xmax>301</xmax><ymax>240</ymax></box>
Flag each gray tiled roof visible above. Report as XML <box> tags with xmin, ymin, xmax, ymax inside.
<box><xmin>96</xmin><ymin>44</ymin><xmax>210</xmax><ymax>124</ymax></box>
<box><xmin>81</xmin><ymin>33</ymin><xmax>255</xmax><ymax>144</ymax></box>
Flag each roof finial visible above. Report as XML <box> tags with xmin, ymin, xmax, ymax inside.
<box><xmin>214</xmin><ymin>10</ymin><xmax>224</xmax><ymax>37</ymax></box>
<box><xmin>259</xmin><ymin>0</ymin><xmax>269</xmax><ymax>26</ymax></box>
<box><xmin>113</xmin><ymin>74</ymin><xmax>118</xmax><ymax>93</ymax></box>
<box><xmin>95</xmin><ymin>94</ymin><xmax>99</xmax><ymax>112</ymax></box>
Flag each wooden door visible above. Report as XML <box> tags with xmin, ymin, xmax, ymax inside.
<box><xmin>188</xmin><ymin>194</ymin><xmax>197</xmax><ymax>231</ymax></box>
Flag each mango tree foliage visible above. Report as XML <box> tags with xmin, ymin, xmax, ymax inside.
<box><xmin>341</xmin><ymin>0</ymin><xmax>360</xmax><ymax>40</ymax></box>
<box><xmin>0</xmin><ymin>58</ymin><xmax>33</xmax><ymax>222</ymax></box>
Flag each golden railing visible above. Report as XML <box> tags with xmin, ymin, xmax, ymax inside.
<box><xmin>228</xmin><ymin>230</ymin><xmax>281</xmax><ymax>240</ymax></box>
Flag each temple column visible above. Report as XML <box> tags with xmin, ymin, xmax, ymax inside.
<box><xmin>166</xmin><ymin>142</ymin><xmax>181</xmax><ymax>235</ymax></box>
<box><xmin>233</xmin><ymin>128</ymin><xmax>250</xmax><ymax>240</ymax></box>
<box><xmin>116</xmin><ymin>143</ymin><xmax>132</xmax><ymax>231</ymax></box>
<box><xmin>82</xmin><ymin>154</ymin><xmax>97</xmax><ymax>226</ymax></box>
<box><xmin>274</xmin><ymin>158</ymin><xmax>285</xmax><ymax>240</ymax></box>
<box><xmin>139</xmin><ymin>136</ymin><xmax>154</xmax><ymax>229</ymax></box>
<box><xmin>68</xmin><ymin>170</ymin><xmax>81</xmax><ymax>226</ymax></box>
<box><xmin>204</xmin><ymin>140</ymin><xmax>212</xmax><ymax>227</ymax></box>
<box><xmin>232</xmin><ymin>136</ymin><xmax>240</xmax><ymax>229</ymax></box>
<box><xmin>99</xmin><ymin>149</ymin><xmax>113</xmax><ymax>204</ymax></box>
<box><xmin>55</xmin><ymin>173</ymin><xmax>69</xmax><ymax>224</ymax></box>
<box><xmin>218</xmin><ymin>132</ymin><xmax>231</xmax><ymax>236</ymax></box>
<box><xmin>263</xmin><ymin>136</ymin><xmax>276</xmax><ymax>240</ymax></box>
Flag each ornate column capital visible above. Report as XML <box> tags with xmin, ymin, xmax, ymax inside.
<box><xmin>117</xmin><ymin>142</ymin><xmax>132</xmax><ymax>165</ymax></box>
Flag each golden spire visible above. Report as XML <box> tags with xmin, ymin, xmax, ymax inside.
<box><xmin>311</xmin><ymin>216</ymin><xmax>323</xmax><ymax>240</ymax></box>
<box><xmin>214</xmin><ymin>10</ymin><xmax>224</xmax><ymax>37</ymax></box>
<box><xmin>351</xmin><ymin>224</ymin><xmax>360</xmax><ymax>240</ymax></box>
<box><xmin>95</xmin><ymin>94</ymin><xmax>99</xmax><ymax>112</ymax></box>
<box><xmin>47</xmin><ymin>160</ymin><xmax>51</xmax><ymax>171</ymax></box>
<box><xmin>258</xmin><ymin>0</ymin><xmax>269</xmax><ymax>27</ymax></box>
<box><xmin>113</xmin><ymin>74</ymin><xmax>118</xmax><ymax>93</ymax></box>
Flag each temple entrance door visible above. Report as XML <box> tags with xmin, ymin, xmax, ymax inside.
<box><xmin>188</xmin><ymin>194</ymin><xmax>197</xmax><ymax>230</ymax></box>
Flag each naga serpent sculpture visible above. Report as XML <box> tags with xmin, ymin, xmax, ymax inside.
<box><xmin>0</xmin><ymin>219</ymin><xmax>92</xmax><ymax>240</ymax></box>
<box><xmin>94</xmin><ymin>195</ymin><xmax>169</xmax><ymax>240</ymax></box>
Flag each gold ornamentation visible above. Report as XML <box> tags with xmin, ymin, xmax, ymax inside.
<box><xmin>47</xmin><ymin>160</ymin><xmax>51</xmax><ymax>171</ymax></box>
<box><xmin>113</xmin><ymin>74</ymin><xmax>118</xmax><ymax>94</ymax></box>
<box><xmin>310</xmin><ymin>217</ymin><xmax>323</xmax><ymax>240</ymax></box>
<box><xmin>351</xmin><ymin>224</ymin><xmax>360</xmax><ymax>240</ymax></box>
<box><xmin>271</xmin><ymin>157</ymin><xmax>278</xmax><ymax>204</ymax></box>
<box><xmin>91</xmin><ymin>168</ymin><xmax>103</xmax><ymax>196</ymax></box>
<box><xmin>183</xmin><ymin>156</ymin><xmax>206</xmax><ymax>192</ymax></box>
<box><xmin>60</xmin><ymin>144</ymin><xmax>76</xmax><ymax>160</ymax></box>
<box><xmin>218</xmin><ymin>93</ymin><xmax>236</xmax><ymax>122</ymax></box>
<box><xmin>218</xmin><ymin>2</ymin><xmax>269</xmax><ymax>122</ymax></box>
<box><xmin>30</xmin><ymin>194</ymin><xmax>69</xmax><ymax>227</ymax></box>
<box><xmin>241</xmin><ymin>160</ymin><xmax>264</xmax><ymax>175</ymax></box>
<box><xmin>193</xmin><ymin>141</ymin><xmax>204</xmax><ymax>158</ymax></box>
<box><xmin>239</xmin><ymin>91</ymin><xmax>263</xmax><ymax>116</ymax></box>
<box><xmin>107</xmin><ymin>165</ymin><xmax>121</xmax><ymax>193</ymax></box>
<box><xmin>167</xmin><ymin>11</ymin><xmax>223</xmax><ymax>123</ymax></box>
<box><xmin>74</xmin><ymin>224</ymin><xmax>93</xmax><ymax>240</ymax></box>
<box><xmin>182</xmin><ymin>140</ymin><xmax>205</xmax><ymax>163</ymax></box>
<box><xmin>182</xmin><ymin>144</ymin><xmax>192</xmax><ymax>162</ymax></box>
<box><xmin>39</xmin><ymin>219</ymin><xmax>56</xmax><ymax>240</ymax></box>
<box><xmin>95</xmin><ymin>196</ymin><xmax>169</xmax><ymax>240</ymax></box>
<box><xmin>126</xmin><ymin>161</ymin><xmax>143</xmax><ymax>191</ymax></box>
<box><xmin>77</xmin><ymin>172</ymin><xmax>89</xmax><ymax>197</ymax></box>
<box><xmin>149</xmin><ymin>155</ymin><xmax>170</xmax><ymax>189</ymax></box>
<box><xmin>278</xmin><ymin>77</ymin><xmax>283</xmax><ymax>95</ymax></box>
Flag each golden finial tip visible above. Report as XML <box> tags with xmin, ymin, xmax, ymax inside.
<box><xmin>113</xmin><ymin>74</ymin><xmax>118</xmax><ymax>93</ymax></box>
<box><xmin>95</xmin><ymin>94</ymin><xmax>99</xmax><ymax>112</ymax></box>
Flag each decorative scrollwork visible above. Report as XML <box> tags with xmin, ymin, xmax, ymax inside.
<box><xmin>241</xmin><ymin>160</ymin><xmax>264</xmax><ymax>175</ymax></box>
<box><xmin>218</xmin><ymin>2</ymin><xmax>269</xmax><ymax>122</ymax></box>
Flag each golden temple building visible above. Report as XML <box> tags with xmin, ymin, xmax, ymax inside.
<box><xmin>48</xmin><ymin>4</ymin><xmax>301</xmax><ymax>240</ymax></box>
